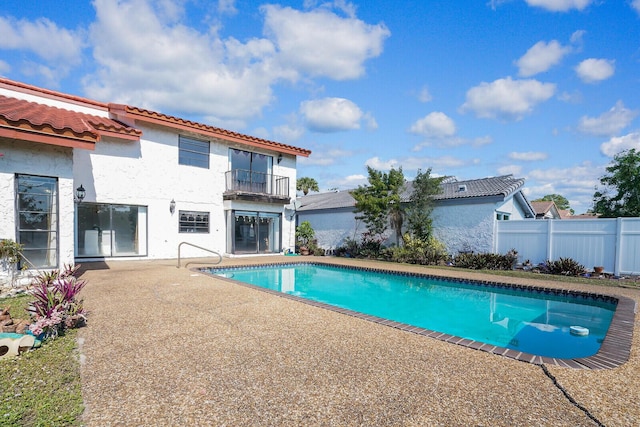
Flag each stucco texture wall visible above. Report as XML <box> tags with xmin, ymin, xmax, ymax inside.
<box><xmin>298</xmin><ymin>210</ymin><xmax>364</xmax><ymax>251</ymax></box>
<box><xmin>0</xmin><ymin>139</ymin><xmax>75</xmax><ymax>267</ymax></box>
<box><xmin>431</xmin><ymin>203</ymin><xmax>496</xmax><ymax>255</ymax></box>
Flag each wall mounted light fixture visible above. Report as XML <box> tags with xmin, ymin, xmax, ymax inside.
<box><xmin>170</xmin><ymin>199</ymin><xmax>176</xmax><ymax>214</ymax></box>
<box><xmin>277</xmin><ymin>153</ymin><xmax>283</xmax><ymax>164</ymax></box>
<box><xmin>75</xmin><ymin>185</ymin><xmax>86</xmax><ymax>203</ymax></box>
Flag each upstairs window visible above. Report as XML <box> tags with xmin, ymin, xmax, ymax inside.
<box><xmin>496</xmin><ymin>213</ymin><xmax>510</xmax><ymax>220</ymax></box>
<box><xmin>179</xmin><ymin>136</ymin><xmax>210</xmax><ymax>168</ymax></box>
<box><xmin>179</xmin><ymin>210</ymin><xmax>210</xmax><ymax>233</ymax></box>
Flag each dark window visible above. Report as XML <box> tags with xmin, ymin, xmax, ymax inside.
<box><xmin>179</xmin><ymin>210</ymin><xmax>210</xmax><ymax>233</ymax></box>
<box><xmin>179</xmin><ymin>136</ymin><xmax>210</xmax><ymax>168</ymax></box>
<box><xmin>16</xmin><ymin>174</ymin><xmax>58</xmax><ymax>268</ymax></box>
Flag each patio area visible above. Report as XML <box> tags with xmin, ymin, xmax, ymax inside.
<box><xmin>77</xmin><ymin>256</ymin><xmax>639</xmax><ymax>426</ymax></box>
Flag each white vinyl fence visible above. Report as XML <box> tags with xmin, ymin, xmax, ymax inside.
<box><xmin>494</xmin><ymin>218</ymin><xmax>640</xmax><ymax>277</ymax></box>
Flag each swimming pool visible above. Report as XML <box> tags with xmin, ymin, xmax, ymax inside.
<box><xmin>205</xmin><ymin>262</ymin><xmax>634</xmax><ymax>367</ymax></box>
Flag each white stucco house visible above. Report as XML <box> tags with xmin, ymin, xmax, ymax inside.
<box><xmin>0</xmin><ymin>77</ymin><xmax>311</xmax><ymax>273</ymax></box>
<box><xmin>296</xmin><ymin>175</ymin><xmax>535</xmax><ymax>255</ymax></box>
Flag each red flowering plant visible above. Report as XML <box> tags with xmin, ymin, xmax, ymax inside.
<box><xmin>27</xmin><ymin>264</ymin><xmax>87</xmax><ymax>340</ymax></box>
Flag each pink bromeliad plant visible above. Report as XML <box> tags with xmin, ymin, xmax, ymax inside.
<box><xmin>27</xmin><ymin>264</ymin><xmax>87</xmax><ymax>340</ymax></box>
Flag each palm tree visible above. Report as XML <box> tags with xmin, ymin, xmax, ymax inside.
<box><xmin>297</xmin><ymin>177</ymin><xmax>319</xmax><ymax>195</ymax></box>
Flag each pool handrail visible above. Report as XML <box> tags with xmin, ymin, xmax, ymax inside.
<box><xmin>177</xmin><ymin>242</ymin><xmax>223</xmax><ymax>268</ymax></box>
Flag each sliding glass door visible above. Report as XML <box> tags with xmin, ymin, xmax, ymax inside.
<box><xmin>76</xmin><ymin>203</ymin><xmax>147</xmax><ymax>257</ymax></box>
<box><xmin>227</xmin><ymin>210</ymin><xmax>281</xmax><ymax>254</ymax></box>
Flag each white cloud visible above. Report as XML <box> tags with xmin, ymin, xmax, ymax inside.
<box><xmin>273</xmin><ymin>123</ymin><xmax>305</xmax><ymax>142</ymax></box>
<box><xmin>0</xmin><ymin>59</ymin><xmax>11</xmax><ymax>74</ymax></box>
<box><xmin>577</xmin><ymin>101</ymin><xmax>638</xmax><ymax>137</ymax></box>
<box><xmin>600</xmin><ymin>132</ymin><xmax>640</xmax><ymax>157</ymax></box>
<box><xmin>409</xmin><ymin>112</ymin><xmax>456</xmax><ymax>138</ymax></box>
<box><xmin>0</xmin><ymin>16</ymin><xmax>85</xmax><ymax>81</ymax></box>
<box><xmin>516</xmin><ymin>40</ymin><xmax>571</xmax><ymax>77</ymax></box>
<box><xmin>525</xmin><ymin>161</ymin><xmax>604</xmax><ymax>213</ymax></box>
<box><xmin>0</xmin><ymin>16</ymin><xmax>84</xmax><ymax>63</ymax></box>
<box><xmin>365</xmin><ymin>155</ymin><xmax>468</xmax><ymax>173</ymax></box>
<box><xmin>558</xmin><ymin>90</ymin><xmax>583</xmax><ymax>104</ymax></box>
<box><xmin>83</xmin><ymin>0</ymin><xmax>388</xmax><ymax>126</ymax></box>
<box><xmin>326</xmin><ymin>174</ymin><xmax>367</xmax><ymax>189</ymax></box>
<box><xmin>261</xmin><ymin>4</ymin><xmax>390</xmax><ymax>80</ymax></box>
<box><xmin>508</xmin><ymin>151</ymin><xmax>549</xmax><ymax>161</ymax></box>
<box><xmin>524</xmin><ymin>0</ymin><xmax>592</xmax><ymax>12</ymax></box>
<box><xmin>300</xmin><ymin>97</ymin><xmax>368</xmax><ymax>132</ymax></box>
<box><xmin>218</xmin><ymin>0</ymin><xmax>238</xmax><ymax>15</ymax></box>
<box><xmin>365</xmin><ymin>156</ymin><xmax>401</xmax><ymax>170</ymax></box>
<box><xmin>418</xmin><ymin>85</ymin><xmax>433</xmax><ymax>103</ymax></box>
<box><xmin>632</xmin><ymin>0</ymin><xmax>640</xmax><ymax>14</ymax></box>
<box><xmin>527</xmin><ymin>162</ymin><xmax>601</xmax><ymax>191</ymax></box>
<box><xmin>497</xmin><ymin>165</ymin><xmax>523</xmax><ymax>175</ymax></box>
<box><xmin>575</xmin><ymin>58</ymin><xmax>615</xmax><ymax>83</ymax></box>
<box><xmin>570</xmin><ymin>30</ymin><xmax>586</xmax><ymax>45</ymax></box>
<box><xmin>460</xmin><ymin>77</ymin><xmax>556</xmax><ymax>120</ymax></box>
<box><xmin>299</xmin><ymin>147</ymin><xmax>355</xmax><ymax>166</ymax></box>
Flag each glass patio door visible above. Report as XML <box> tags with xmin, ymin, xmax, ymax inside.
<box><xmin>228</xmin><ymin>211</ymin><xmax>281</xmax><ymax>254</ymax></box>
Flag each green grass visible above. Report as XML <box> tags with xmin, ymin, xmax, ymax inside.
<box><xmin>0</xmin><ymin>295</ymin><xmax>83</xmax><ymax>427</ymax></box>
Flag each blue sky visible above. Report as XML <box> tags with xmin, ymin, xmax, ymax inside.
<box><xmin>1</xmin><ymin>0</ymin><xmax>639</xmax><ymax>214</ymax></box>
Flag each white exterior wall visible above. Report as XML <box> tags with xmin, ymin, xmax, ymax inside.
<box><xmin>298</xmin><ymin>209</ymin><xmax>365</xmax><ymax>250</ymax></box>
<box><xmin>0</xmin><ymin>139</ymin><xmax>75</xmax><ymax>267</ymax></box>
<box><xmin>431</xmin><ymin>202</ymin><xmax>496</xmax><ymax>254</ymax></box>
<box><xmin>299</xmin><ymin>194</ymin><xmax>528</xmax><ymax>255</ymax></box>
<box><xmin>74</xmin><ymin>124</ymin><xmax>297</xmax><ymax>260</ymax></box>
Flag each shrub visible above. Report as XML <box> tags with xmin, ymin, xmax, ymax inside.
<box><xmin>335</xmin><ymin>233</ymin><xmax>386</xmax><ymax>259</ymax></box>
<box><xmin>386</xmin><ymin>234</ymin><xmax>449</xmax><ymax>265</ymax></box>
<box><xmin>295</xmin><ymin>221</ymin><xmax>315</xmax><ymax>248</ymax></box>
<box><xmin>0</xmin><ymin>238</ymin><xmax>23</xmax><ymax>264</ymax></box>
<box><xmin>541</xmin><ymin>257</ymin><xmax>586</xmax><ymax>276</ymax></box>
<box><xmin>27</xmin><ymin>264</ymin><xmax>87</xmax><ymax>339</ymax></box>
<box><xmin>453</xmin><ymin>249</ymin><xmax>518</xmax><ymax>271</ymax></box>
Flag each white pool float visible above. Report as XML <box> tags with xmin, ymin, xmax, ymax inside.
<box><xmin>570</xmin><ymin>326</ymin><xmax>589</xmax><ymax>336</ymax></box>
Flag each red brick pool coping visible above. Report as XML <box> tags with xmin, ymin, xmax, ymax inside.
<box><xmin>203</xmin><ymin>261</ymin><xmax>636</xmax><ymax>370</ymax></box>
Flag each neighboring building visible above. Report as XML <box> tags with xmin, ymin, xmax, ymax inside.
<box><xmin>558</xmin><ymin>209</ymin><xmax>573</xmax><ymax>219</ymax></box>
<box><xmin>297</xmin><ymin>175</ymin><xmax>535</xmax><ymax>255</ymax></box>
<box><xmin>530</xmin><ymin>201</ymin><xmax>562</xmax><ymax>219</ymax></box>
<box><xmin>0</xmin><ymin>78</ymin><xmax>310</xmax><ymax>272</ymax></box>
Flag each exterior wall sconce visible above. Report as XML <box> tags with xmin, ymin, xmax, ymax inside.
<box><xmin>170</xmin><ymin>199</ymin><xmax>176</xmax><ymax>214</ymax></box>
<box><xmin>277</xmin><ymin>153</ymin><xmax>283</xmax><ymax>164</ymax></box>
<box><xmin>75</xmin><ymin>185</ymin><xmax>85</xmax><ymax>203</ymax></box>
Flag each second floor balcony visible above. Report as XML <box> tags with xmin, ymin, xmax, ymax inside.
<box><xmin>223</xmin><ymin>169</ymin><xmax>291</xmax><ymax>204</ymax></box>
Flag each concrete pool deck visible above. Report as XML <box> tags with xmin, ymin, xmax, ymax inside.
<box><xmin>77</xmin><ymin>256</ymin><xmax>639</xmax><ymax>426</ymax></box>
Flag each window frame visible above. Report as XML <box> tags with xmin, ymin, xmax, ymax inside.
<box><xmin>179</xmin><ymin>135</ymin><xmax>210</xmax><ymax>169</ymax></box>
<box><xmin>179</xmin><ymin>210</ymin><xmax>210</xmax><ymax>234</ymax></box>
<box><xmin>15</xmin><ymin>174</ymin><xmax>58</xmax><ymax>269</ymax></box>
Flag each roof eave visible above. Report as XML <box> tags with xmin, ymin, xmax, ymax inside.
<box><xmin>110</xmin><ymin>104</ymin><xmax>311</xmax><ymax>157</ymax></box>
<box><xmin>0</xmin><ymin>125</ymin><xmax>96</xmax><ymax>150</ymax></box>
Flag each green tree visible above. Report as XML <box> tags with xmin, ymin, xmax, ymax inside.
<box><xmin>533</xmin><ymin>194</ymin><xmax>574</xmax><ymax>215</ymax></box>
<box><xmin>296</xmin><ymin>177</ymin><xmax>319</xmax><ymax>195</ymax></box>
<box><xmin>405</xmin><ymin>168</ymin><xmax>443</xmax><ymax>241</ymax></box>
<box><xmin>593</xmin><ymin>148</ymin><xmax>640</xmax><ymax>217</ymax></box>
<box><xmin>351</xmin><ymin>166</ymin><xmax>406</xmax><ymax>244</ymax></box>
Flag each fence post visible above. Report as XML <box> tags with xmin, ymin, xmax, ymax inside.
<box><xmin>546</xmin><ymin>219</ymin><xmax>553</xmax><ymax>261</ymax></box>
<box><xmin>614</xmin><ymin>217</ymin><xmax>622</xmax><ymax>277</ymax></box>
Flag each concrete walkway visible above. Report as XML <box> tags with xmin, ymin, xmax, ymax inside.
<box><xmin>77</xmin><ymin>257</ymin><xmax>639</xmax><ymax>426</ymax></box>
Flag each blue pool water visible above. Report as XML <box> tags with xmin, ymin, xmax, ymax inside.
<box><xmin>208</xmin><ymin>263</ymin><xmax>616</xmax><ymax>359</ymax></box>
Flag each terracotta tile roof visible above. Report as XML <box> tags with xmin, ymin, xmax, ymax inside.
<box><xmin>0</xmin><ymin>77</ymin><xmax>107</xmax><ymax>109</ymax></box>
<box><xmin>0</xmin><ymin>94</ymin><xmax>141</xmax><ymax>150</ymax></box>
<box><xmin>109</xmin><ymin>104</ymin><xmax>311</xmax><ymax>157</ymax></box>
<box><xmin>1</xmin><ymin>77</ymin><xmax>310</xmax><ymax>157</ymax></box>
